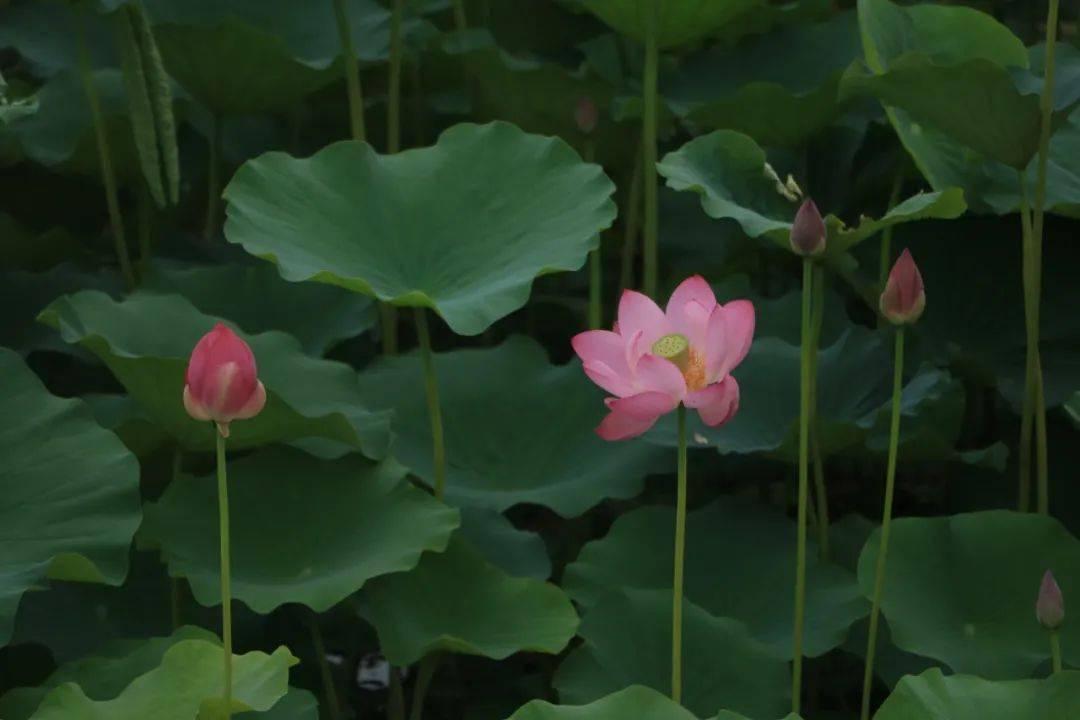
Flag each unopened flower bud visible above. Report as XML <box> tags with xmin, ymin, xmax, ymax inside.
<box><xmin>183</xmin><ymin>323</ymin><xmax>266</xmax><ymax>437</ymax></box>
<box><xmin>1037</xmin><ymin>570</ymin><xmax>1065</xmax><ymax>631</ymax></box>
<box><xmin>880</xmin><ymin>248</ymin><xmax>925</xmax><ymax>325</ymax></box>
<box><xmin>575</xmin><ymin>96</ymin><xmax>598</xmax><ymax>135</ymax></box>
<box><xmin>789</xmin><ymin>198</ymin><xmax>826</xmax><ymax>257</ymax></box>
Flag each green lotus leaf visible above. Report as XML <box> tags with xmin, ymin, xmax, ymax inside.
<box><xmin>873</xmin><ymin>668</ymin><xmax>1080</xmax><ymax>719</ymax></box>
<box><xmin>359</xmin><ymin>536</ymin><xmax>579</xmax><ymax>666</ymax></box>
<box><xmin>563</xmin><ymin>497</ymin><xmax>867</xmax><ymax>659</ymax></box>
<box><xmin>459</xmin><ymin>507</ymin><xmax>551</xmax><ymax>580</ymax></box>
<box><xmin>38</xmin><ymin>290</ymin><xmax>392</xmax><ymax>456</ymax></box>
<box><xmin>506</xmin><ymin>685</ymin><xmax>696</xmax><ymax>720</ymax></box>
<box><xmin>355</xmin><ymin>335</ymin><xmax>667</xmax><ymax>516</ymax></box>
<box><xmin>27</xmin><ymin>640</ymin><xmax>296</xmax><ymax>719</ymax></box>
<box><xmin>144</xmin><ymin>262</ymin><xmax>376</xmax><ymax>356</ymax></box>
<box><xmin>857</xmin><ymin>511</ymin><xmax>1080</xmax><ymax>678</ymax></box>
<box><xmin>224</xmin><ymin>122</ymin><xmax>616</xmax><ymax>336</ymax></box>
<box><xmin>0</xmin><ymin>0</ymin><xmax>116</xmax><ymax>77</ymax></box>
<box><xmin>554</xmin><ymin>588</ymin><xmax>789</xmax><ymax>719</ymax></box>
<box><xmin>141</xmin><ymin>447</ymin><xmax>459</xmax><ymax>614</ymax></box>
<box><xmin>0</xmin><ymin>348</ymin><xmax>141</xmax><ymax>646</ymax></box>
<box><xmin>668</xmin><ymin>11</ymin><xmax>860</xmax><ymax>148</ymax></box>
<box><xmin>579</xmin><ymin>0</ymin><xmax>759</xmax><ymax>49</ymax></box>
<box><xmin>657</xmin><ymin>128</ymin><xmax>966</xmax><ymax>259</ymax></box>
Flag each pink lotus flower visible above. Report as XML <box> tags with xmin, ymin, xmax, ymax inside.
<box><xmin>575</xmin><ymin>96</ymin><xmax>599</xmax><ymax>135</ymax></box>
<box><xmin>183</xmin><ymin>323</ymin><xmax>266</xmax><ymax>437</ymax></box>
<box><xmin>572</xmin><ymin>276</ymin><xmax>755</xmax><ymax>440</ymax></box>
<box><xmin>880</xmin><ymin>248</ymin><xmax>925</xmax><ymax>325</ymax></box>
<box><xmin>1037</xmin><ymin>569</ymin><xmax>1065</xmax><ymax>631</ymax></box>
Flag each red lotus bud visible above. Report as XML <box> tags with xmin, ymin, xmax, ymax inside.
<box><xmin>880</xmin><ymin>248</ymin><xmax>925</xmax><ymax>325</ymax></box>
<box><xmin>183</xmin><ymin>323</ymin><xmax>266</xmax><ymax>437</ymax></box>
<box><xmin>789</xmin><ymin>198</ymin><xmax>826</xmax><ymax>257</ymax></box>
<box><xmin>575</xmin><ymin>96</ymin><xmax>598</xmax><ymax>135</ymax></box>
<box><xmin>1037</xmin><ymin>570</ymin><xmax>1065</xmax><ymax>631</ymax></box>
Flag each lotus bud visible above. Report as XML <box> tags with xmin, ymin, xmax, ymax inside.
<box><xmin>1037</xmin><ymin>570</ymin><xmax>1065</xmax><ymax>631</ymax></box>
<box><xmin>789</xmin><ymin>198</ymin><xmax>826</xmax><ymax>257</ymax></box>
<box><xmin>183</xmin><ymin>323</ymin><xmax>266</xmax><ymax>437</ymax></box>
<box><xmin>575</xmin><ymin>96</ymin><xmax>598</xmax><ymax>135</ymax></box>
<box><xmin>880</xmin><ymin>248</ymin><xmax>926</xmax><ymax>325</ymax></box>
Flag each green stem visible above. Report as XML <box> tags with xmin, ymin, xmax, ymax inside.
<box><xmin>620</xmin><ymin>145</ymin><xmax>643</xmax><ymax>292</ymax></box>
<box><xmin>308</xmin><ymin>615</ymin><xmax>341</xmax><ymax>720</ymax></box>
<box><xmin>388</xmin><ymin>666</ymin><xmax>406</xmax><ymax>720</ymax></box>
<box><xmin>672</xmin><ymin>403</ymin><xmax>687</xmax><ymax>703</ymax></box>
<box><xmin>452</xmin><ymin>0</ymin><xmax>468</xmax><ymax>32</ymax></box>
<box><xmin>860</xmin><ymin>328</ymin><xmax>906</xmax><ymax>720</ymax></box>
<box><xmin>1051</xmin><ymin>631</ymin><xmax>1063</xmax><ymax>674</ymax></box>
<box><xmin>1031</xmin><ymin>0</ymin><xmax>1057</xmax><ymax>516</ymax></box>
<box><xmin>585</xmin><ymin>140</ymin><xmax>601</xmax><ymax>329</ymax></box>
<box><xmin>333</xmin><ymin>0</ymin><xmax>366</xmax><ymax>142</ymax></box>
<box><xmin>809</xmin><ymin>264</ymin><xmax>828</xmax><ymax>560</ymax></box>
<box><xmin>216</xmin><ymin>430</ymin><xmax>233</xmax><ymax>718</ymax></box>
<box><xmin>77</xmin><ymin>11</ymin><xmax>135</xmax><ymax>290</ymax></box>
<box><xmin>415</xmin><ymin>309</ymin><xmax>446</xmax><ymax>500</ymax></box>
<box><xmin>387</xmin><ymin>0</ymin><xmax>404</xmax><ymax>154</ymax></box>
<box><xmin>641</xmin><ymin>0</ymin><xmax>659</xmax><ymax>299</ymax></box>
<box><xmin>203</xmin><ymin>112</ymin><xmax>222</xmax><ymax>240</ymax></box>
<box><xmin>792</xmin><ymin>258</ymin><xmax>813</xmax><ymax>714</ymax></box>
<box><xmin>878</xmin><ymin>171</ymin><xmax>904</xmax><ymax>294</ymax></box>
<box><xmin>408</xmin><ymin>654</ymin><xmax>440</xmax><ymax>720</ymax></box>
<box><xmin>1018</xmin><ymin>174</ymin><xmax>1035</xmax><ymax>513</ymax></box>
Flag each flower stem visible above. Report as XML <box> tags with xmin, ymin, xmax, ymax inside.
<box><xmin>1031</xmin><ymin>0</ymin><xmax>1058</xmax><ymax>516</ymax></box>
<box><xmin>415</xmin><ymin>308</ymin><xmax>446</xmax><ymax>500</ymax></box>
<box><xmin>859</xmin><ymin>327</ymin><xmax>906</xmax><ymax>720</ymax></box>
<box><xmin>641</xmin><ymin>0</ymin><xmax>659</xmax><ymax>299</ymax></box>
<box><xmin>77</xmin><ymin>10</ymin><xmax>135</xmax><ymax>290</ymax></box>
<box><xmin>409</xmin><ymin>654</ymin><xmax>441</xmax><ymax>720</ymax></box>
<box><xmin>672</xmin><ymin>403</ymin><xmax>688</xmax><ymax>703</ymax></box>
<box><xmin>1051</xmin><ymin>631</ymin><xmax>1063</xmax><ymax>674</ymax></box>
<box><xmin>452</xmin><ymin>0</ymin><xmax>468</xmax><ymax>32</ymax></box>
<box><xmin>585</xmin><ymin>140</ymin><xmax>602</xmax><ymax>329</ymax></box>
<box><xmin>792</xmin><ymin>258</ymin><xmax>813</xmax><ymax>714</ymax></box>
<box><xmin>203</xmin><ymin>111</ymin><xmax>222</xmax><ymax>240</ymax></box>
<box><xmin>620</xmin><ymin>145</ymin><xmax>643</xmax><ymax>293</ymax></box>
<box><xmin>809</xmin><ymin>264</ymin><xmax>828</xmax><ymax>560</ymax></box>
<box><xmin>332</xmin><ymin>0</ymin><xmax>366</xmax><ymax>142</ymax></box>
<box><xmin>1018</xmin><ymin>175</ymin><xmax>1035</xmax><ymax>513</ymax></box>
<box><xmin>308</xmin><ymin>614</ymin><xmax>341</xmax><ymax>720</ymax></box>
<box><xmin>387</xmin><ymin>0</ymin><xmax>404</xmax><ymax>154</ymax></box>
<box><xmin>216</xmin><ymin>430</ymin><xmax>233</xmax><ymax>718</ymax></box>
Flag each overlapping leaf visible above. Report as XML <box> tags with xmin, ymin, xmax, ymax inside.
<box><xmin>355</xmin><ymin>336</ymin><xmax>668</xmax><ymax>516</ymax></box>
<box><xmin>38</xmin><ymin>290</ymin><xmax>392</xmax><ymax>456</ymax></box>
<box><xmin>141</xmin><ymin>447</ymin><xmax>459</xmax><ymax>614</ymax></box>
<box><xmin>874</xmin><ymin>669</ymin><xmax>1080</xmax><ymax>719</ymax></box>
<box><xmin>224</xmin><ymin>122</ymin><xmax>616</xmax><ymax>336</ymax></box>
<box><xmin>507</xmin><ymin>686</ymin><xmax>696</xmax><ymax>720</ymax></box>
<box><xmin>0</xmin><ymin>348</ymin><xmax>141</xmax><ymax>646</ymax></box>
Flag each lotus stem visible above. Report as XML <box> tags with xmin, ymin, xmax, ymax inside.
<box><xmin>792</xmin><ymin>258</ymin><xmax>813</xmax><ymax>714</ymax></box>
<box><xmin>1018</xmin><ymin>175</ymin><xmax>1035</xmax><ymax>512</ymax></box>
<box><xmin>388</xmin><ymin>666</ymin><xmax>406</xmax><ymax>720</ymax></box>
<box><xmin>620</xmin><ymin>145</ymin><xmax>643</xmax><ymax>293</ymax></box>
<box><xmin>409</xmin><ymin>654</ymin><xmax>441</xmax><ymax>720</ymax></box>
<box><xmin>809</xmin><ymin>264</ymin><xmax>828</xmax><ymax>560</ymax></box>
<box><xmin>860</xmin><ymin>327</ymin><xmax>906</xmax><ymax>720</ymax></box>
<box><xmin>585</xmin><ymin>140</ymin><xmax>602</xmax><ymax>329</ymax></box>
<box><xmin>216</xmin><ymin>430</ymin><xmax>233</xmax><ymax>717</ymax></box>
<box><xmin>332</xmin><ymin>0</ymin><xmax>366</xmax><ymax>142</ymax></box>
<box><xmin>1051</xmin><ymin>631</ymin><xmax>1063</xmax><ymax>674</ymax></box>
<box><xmin>671</xmin><ymin>403</ymin><xmax>688</xmax><ymax>703</ymax></box>
<box><xmin>387</xmin><ymin>0</ymin><xmax>404</xmax><ymax>154</ymax></box>
<box><xmin>308</xmin><ymin>614</ymin><xmax>341</xmax><ymax>720</ymax></box>
<box><xmin>415</xmin><ymin>308</ymin><xmax>446</xmax><ymax>499</ymax></box>
<box><xmin>641</xmin><ymin>0</ymin><xmax>659</xmax><ymax>299</ymax></box>
<box><xmin>452</xmin><ymin>0</ymin><xmax>467</xmax><ymax>32</ymax></box>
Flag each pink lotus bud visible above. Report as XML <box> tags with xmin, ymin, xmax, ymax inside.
<box><xmin>880</xmin><ymin>248</ymin><xmax>925</xmax><ymax>325</ymax></box>
<box><xmin>183</xmin><ymin>323</ymin><xmax>266</xmax><ymax>437</ymax></box>
<box><xmin>575</xmin><ymin>96</ymin><xmax>598</xmax><ymax>135</ymax></box>
<box><xmin>789</xmin><ymin>198</ymin><xmax>826</xmax><ymax>257</ymax></box>
<box><xmin>1037</xmin><ymin>570</ymin><xmax>1065</xmax><ymax>631</ymax></box>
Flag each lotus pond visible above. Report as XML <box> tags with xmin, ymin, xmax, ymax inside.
<box><xmin>2</xmin><ymin>0</ymin><xmax>1080</xmax><ymax>718</ymax></box>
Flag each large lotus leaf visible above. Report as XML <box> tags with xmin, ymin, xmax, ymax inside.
<box><xmin>657</xmin><ymin>129</ymin><xmax>966</xmax><ymax>259</ymax></box>
<box><xmin>358</xmin><ymin>536</ymin><xmax>579</xmax><ymax>666</ymax></box>
<box><xmin>0</xmin><ymin>0</ymin><xmax>116</xmax><ymax>77</ymax></box>
<box><xmin>224</xmin><ymin>122</ymin><xmax>616</xmax><ymax>336</ymax></box>
<box><xmin>38</xmin><ymin>290</ymin><xmax>392</xmax><ymax>456</ymax></box>
<box><xmin>580</xmin><ymin>0</ymin><xmax>759</xmax><ymax>49</ymax></box>
<box><xmin>857</xmin><ymin>511</ymin><xmax>1080</xmax><ymax>679</ymax></box>
<box><xmin>667</xmin><ymin>11</ymin><xmax>860</xmax><ymax>148</ymax></box>
<box><xmin>144</xmin><ymin>262</ymin><xmax>375</xmax><ymax>356</ymax></box>
<box><xmin>141</xmin><ymin>447</ymin><xmax>459</xmax><ymax>614</ymax></box>
<box><xmin>27</xmin><ymin>640</ymin><xmax>296</xmax><ymax>719</ymax></box>
<box><xmin>354</xmin><ymin>335</ymin><xmax>667</xmax><ymax>516</ymax></box>
<box><xmin>563</xmin><ymin>497</ymin><xmax>867</xmax><ymax>658</ymax></box>
<box><xmin>8</xmin><ymin>69</ymin><xmax>142</xmax><ymax>182</ymax></box>
<box><xmin>0</xmin><ymin>626</ymin><xmax>217</xmax><ymax>720</ymax></box>
<box><xmin>459</xmin><ymin>507</ymin><xmax>552</xmax><ymax>580</ymax></box>
<box><xmin>554</xmin><ymin>589</ymin><xmax>789</xmax><ymax>719</ymax></box>
<box><xmin>507</xmin><ymin>685</ymin><xmax>697</xmax><ymax>720</ymax></box>
<box><xmin>0</xmin><ymin>348</ymin><xmax>141</xmax><ymax>646</ymax></box>
<box><xmin>874</xmin><ymin>668</ymin><xmax>1080</xmax><ymax>720</ymax></box>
